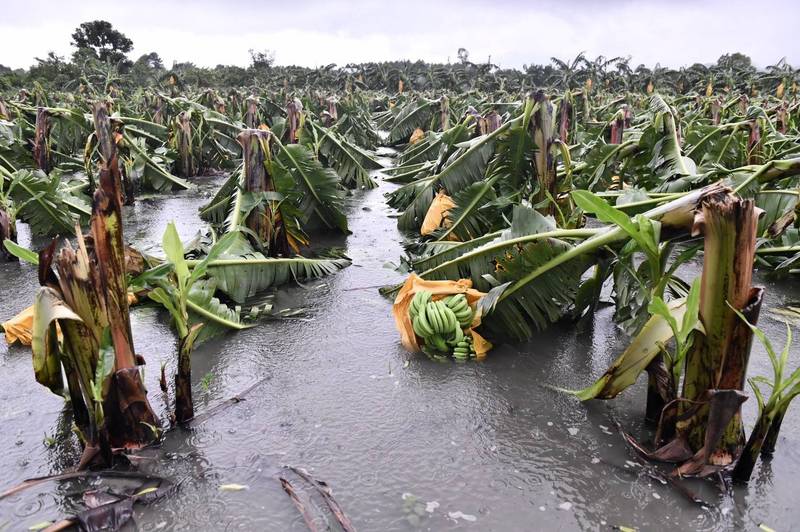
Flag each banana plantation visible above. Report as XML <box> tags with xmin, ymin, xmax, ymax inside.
<box><xmin>1</xmin><ymin>52</ymin><xmax>800</xmax><ymax>531</ymax></box>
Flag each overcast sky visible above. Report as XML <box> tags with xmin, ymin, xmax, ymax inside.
<box><xmin>2</xmin><ymin>0</ymin><xmax>797</xmax><ymax>70</ymax></box>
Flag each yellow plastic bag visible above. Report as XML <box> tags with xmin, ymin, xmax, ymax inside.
<box><xmin>420</xmin><ymin>190</ymin><xmax>456</xmax><ymax>237</ymax></box>
<box><xmin>409</xmin><ymin>127</ymin><xmax>425</xmax><ymax>145</ymax></box>
<box><xmin>1</xmin><ymin>305</ymin><xmax>34</xmax><ymax>345</ymax></box>
<box><xmin>392</xmin><ymin>274</ymin><xmax>493</xmax><ymax>358</ymax></box>
<box><xmin>2</xmin><ymin>292</ymin><xmax>139</xmax><ymax>346</ymax></box>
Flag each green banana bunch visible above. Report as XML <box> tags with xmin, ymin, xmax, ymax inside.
<box><xmin>443</xmin><ymin>294</ymin><xmax>474</xmax><ymax>328</ymax></box>
<box><xmin>452</xmin><ymin>334</ymin><xmax>477</xmax><ymax>360</ymax></box>
<box><xmin>409</xmin><ymin>290</ymin><xmax>477</xmax><ymax>359</ymax></box>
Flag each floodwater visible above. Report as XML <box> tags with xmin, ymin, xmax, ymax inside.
<box><xmin>1</xmin><ymin>156</ymin><xmax>799</xmax><ymax>531</ymax></box>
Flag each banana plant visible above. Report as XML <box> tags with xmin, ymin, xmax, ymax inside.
<box><xmin>146</xmin><ymin>224</ymin><xmax>242</xmax><ymax>422</ymax></box>
<box><xmin>28</xmin><ymin>102</ymin><xmax>160</xmax><ymax>469</ymax></box>
<box><xmin>565</xmin><ymin>192</ymin><xmax>768</xmax><ymax>479</ymax></box>
<box><xmin>200</xmin><ymin>129</ymin><xmax>348</xmax><ymax>256</ymax></box>
<box><xmin>731</xmin><ymin>310</ymin><xmax>800</xmax><ymax>482</ymax></box>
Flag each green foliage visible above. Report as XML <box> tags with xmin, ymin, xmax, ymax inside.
<box><xmin>71</xmin><ymin>20</ymin><xmax>133</xmax><ymax>63</ymax></box>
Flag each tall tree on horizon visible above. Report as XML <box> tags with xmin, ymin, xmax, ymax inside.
<box><xmin>71</xmin><ymin>20</ymin><xmax>133</xmax><ymax>64</ymax></box>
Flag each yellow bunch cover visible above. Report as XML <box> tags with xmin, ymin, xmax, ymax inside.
<box><xmin>392</xmin><ymin>274</ymin><xmax>493</xmax><ymax>358</ymax></box>
<box><xmin>409</xmin><ymin>128</ymin><xmax>425</xmax><ymax>145</ymax></box>
<box><xmin>420</xmin><ymin>190</ymin><xmax>456</xmax><ymax>237</ymax></box>
<box><xmin>3</xmin><ymin>292</ymin><xmax>139</xmax><ymax>346</ymax></box>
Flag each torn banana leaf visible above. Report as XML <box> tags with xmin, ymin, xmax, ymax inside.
<box><xmin>192</xmin><ymin>236</ymin><xmax>350</xmax><ymax>304</ymax></box>
<box><xmin>311</xmin><ymin>121</ymin><xmax>381</xmax><ymax>189</ymax></box>
<box><xmin>32</xmin><ymin>287</ymin><xmax>82</xmax><ymax>394</ymax></box>
<box><xmin>186</xmin><ymin>279</ymin><xmax>269</xmax><ymax>344</ymax></box>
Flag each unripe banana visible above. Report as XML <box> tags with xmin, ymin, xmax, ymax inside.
<box><xmin>430</xmin><ymin>334</ymin><xmax>448</xmax><ymax>352</ymax></box>
<box><xmin>426</xmin><ymin>302</ymin><xmax>443</xmax><ymax>333</ymax></box>
<box><xmin>455</xmin><ymin>307</ymin><xmax>472</xmax><ymax>319</ymax></box>
<box><xmin>412</xmin><ymin>316</ymin><xmax>429</xmax><ymax>338</ymax></box>
<box><xmin>415</xmin><ymin>307</ymin><xmax>434</xmax><ymax>337</ymax></box>
<box><xmin>455</xmin><ymin>317</ymin><xmax>472</xmax><ymax>327</ymax></box>
<box><xmin>410</xmin><ymin>290</ymin><xmax>431</xmax><ymax>318</ymax></box>
<box><xmin>436</xmin><ymin>301</ymin><xmax>456</xmax><ymax>332</ymax></box>
<box><xmin>446</xmin><ymin>295</ymin><xmax>469</xmax><ymax>313</ymax></box>
<box><xmin>449</xmin><ymin>325</ymin><xmax>464</xmax><ymax>345</ymax></box>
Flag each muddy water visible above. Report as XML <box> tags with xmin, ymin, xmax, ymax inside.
<box><xmin>1</xmin><ymin>159</ymin><xmax>799</xmax><ymax>531</ymax></box>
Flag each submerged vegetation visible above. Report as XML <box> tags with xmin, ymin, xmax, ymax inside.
<box><xmin>2</xmin><ymin>18</ymin><xmax>800</xmax><ymax>529</ymax></box>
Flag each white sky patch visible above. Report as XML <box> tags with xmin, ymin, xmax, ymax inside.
<box><xmin>1</xmin><ymin>0</ymin><xmax>797</xmax><ymax>70</ymax></box>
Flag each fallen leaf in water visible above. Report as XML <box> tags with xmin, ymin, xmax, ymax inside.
<box><xmin>219</xmin><ymin>484</ymin><xmax>249</xmax><ymax>491</ymax></box>
<box><xmin>567</xmin><ymin>427</ymin><xmax>579</xmax><ymax>436</ymax></box>
<box><xmin>28</xmin><ymin>522</ymin><xmax>53</xmax><ymax>531</ymax></box>
<box><xmin>759</xmin><ymin>525</ymin><xmax>776</xmax><ymax>532</ymax></box>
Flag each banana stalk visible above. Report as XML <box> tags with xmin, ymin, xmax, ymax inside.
<box><xmin>0</xmin><ymin>205</ymin><xmax>17</xmax><ymax>262</ymax></box>
<box><xmin>238</xmin><ymin>129</ymin><xmax>290</xmax><ymax>256</ymax></box>
<box><xmin>86</xmin><ymin>103</ymin><xmax>158</xmax><ymax>458</ymax></box>
<box><xmin>678</xmin><ymin>194</ymin><xmax>762</xmax><ymax>462</ymax></box>
<box><xmin>530</xmin><ymin>91</ymin><xmax>558</xmax><ymax>213</ymax></box>
<box><xmin>32</xmin><ymin>107</ymin><xmax>51</xmax><ymax>173</ymax></box>
<box><xmin>175</xmin><ymin>324</ymin><xmax>203</xmax><ymax>422</ymax></box>
<box><xmin>172</xmin><ymin>111</ymin><xmax>196</xmax><ymax>177</ymax></box>
<box><xmin>244</xmin><ymin>96</ymin><xmax>259</xmax><ymax>129</ymax></box>
<box><xmin>557</xmin><ymin>90</ymin><xmax>575</xmax><ymax>144</ymax></box>
<box><xmin>439</xmin><ymin>96</ymin><xmax>450</xmax><ymax>131</ymax></box>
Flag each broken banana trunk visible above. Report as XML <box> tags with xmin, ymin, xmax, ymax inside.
<box><xmin>52</xmin><ymin>101</ymin><xmax>159</xmax><ymax>466</ymax></box>
<box><xmin>677</xmin><ymin>193</ymin><xmax>763</xmax><ymax>469</ymax></box>
<box><xmin>175</xmin><ymin>324</ymin><xmax>203</xmax><ymax>423</ymax></box>
<box><xmin>33</xmin><ymin>107</ymin><xmax>51</xmax><ymax>173</ymax></box>
<box><xmin>238</xmin><ymin>128</ymin><xmax>290</xmax><ymax>256</ymax></box>
<box><xmin>173</xmin><ymin>111</ymin><xmax>196</xmax><ymax>177</ymax></box>
<box><xmin>0</xmin><ymin>206</ymin><xmax>17</xmax><ymax>262</ymax></box>
<box><xmin>530</xmin><ymin>91</ymin><xmax>558</xmax><ymax>215</ymax></box>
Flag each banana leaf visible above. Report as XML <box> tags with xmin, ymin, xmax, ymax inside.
<box><xmin>122</xmin><ymin>133</ymin><xmax>191</xmax><ymax>191</ymax></box>
<box><xmin>311</xmin><ymin>122</ymin><xmax>381</xmax><ymax>189</ymax></box>
<box><xmin>272</xmin><ymin>141</ymin><xmax>348</xmax><ymax>233</ymax></box>
<box><xmin>194</xmin><ymin>236</ymin><xmax>350</xmax><ymax>303</ymax></box>
<box><xmin>388</xmin><ymin>98</ymin><xmax>437</xmax><ymax>143</ymax></box>
<box><xmin>186</xmin><ymin>279</ymin><xmax>259</xmax><ymax>344</ymax></box>
<box><xmin>565</xmin><ymin>298</ymin><xmax>688</xmax><ymax>400</ymax></box>
<box><xmin>32</xmin><ymin>287</ymin><xmax>82</xmax><ymax>394</ymax></box>
<box><xmin>5</xmin><ymin>169</ymin><xmax>90</xmax><ymax>235</ymax></box>
<box><xmin>394</xmin><ymin>126</ymin><xmax>507</xmax><ymax>231</ymax></box>
<box><xmin>198</xmin><ymin>164</ymin><xmax>243</xmax><ymax>226</ymax></box>
<box><xmin>432</xmin><ymin>175</ymin><xmax>502</xmax><ymax>241</ymax></box>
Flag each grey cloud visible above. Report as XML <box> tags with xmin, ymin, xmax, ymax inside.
<box><xmin>1</xmin><ymin>0</ymin><xmax>797</xmax><ymax>70</ymax></box>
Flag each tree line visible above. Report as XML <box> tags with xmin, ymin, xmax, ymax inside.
<box><xmin>1</xmin><ymin>20</ymin><xmax>796</xmax><ymax>96</ymax></box>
